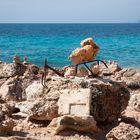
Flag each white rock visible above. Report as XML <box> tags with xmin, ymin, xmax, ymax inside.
<box><xmin>58</xmin><ymin>89</ymin><xmax>91</xmax><ymax>116</ymax></box>
<box><xmin>25</xmin><ymin>80</ymin><xmax>43</xmax><ymax>101</ymax></box>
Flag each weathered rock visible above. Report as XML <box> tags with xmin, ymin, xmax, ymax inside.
<box><xmin>69</xmin><ymin>48</ymin><xmax>87</xmax><ymax>65</ymax></box>
<box><xmin>0</xmin><ymin>78</ymin><xmax>7</xmax><ymax>87</ymax></box>
<box><xmin>58</xmin><ymin>89</ymin><xmax>91</xmax><ymax>116</ymax></box>
<box><xmin>0</xmin><ymin>118</ymin><xmax>14</xmax><ymax>136</ymax></box>
<box><xmin>47</xmin><ymin>115</ymin><xmax>99</xmax><ymax>135</ymax></box>
<box><xmin>83</xmin><ymin>45</ymin><xmax>95</xmax><ymax>61</ymax></box>
<box><xmin>101</xmin><ymin>61</ymin><xmax>121</xmax><ymax>76</ymax></box>
<box><xmin>69</xmin><ymin>38</ymin><xmax>99</xmax><ymax>65</ymax></box>
<box><xmin>106</xmin><ymin>122</ymin><xmax>140</xmax><ymax>140</ymax></box>
<box><xmin>123</xmin><ymin>68</ymin><xmax>137</xmax><ymax>77</ymax></box>
<box><xmin>28</xmin><ymin>97</ymin><xmax>58</xmax><ymax>121</ymax></box>
<box><xmin>129</xmin><ymin>94</ymin><xmax>140</xmax><ymax>112</ymax></box>
<box><xmin>25</xmin><ymin>80</ymin><xmax>43</xmax><ymax>101</ymax></box>
<box><xmin>74</xmin><ymin>78</ymin><xmax>130</xmax><ymax>123</ymax></box>
<box><xmin>0</xmin><ymin>63</ymin><xmax>26</xmax><ymax>78</ymax></box>
<box><xmin>13</xmin><ymin>75</ymin><xmax>130</xmax><ymax>124</ymax></box>
<box><xmin>25</xmin><ymin>64</ymin><xmax>39</xmax><ymax>76</ymax></box>
<box><xmin>0</xmin><ymin>104</ymin><xmax>11</xmax><ymax>121</ymax></box>
<box><xmin>0</xmin><ymin>104</ymin><xmax>14</xmax><ymax>136</ymax></box>
<box><xmin>127</xmin><ymin>81</ymin><xmax>140</xmax><ymax>90</ymax></box>
<box><xmin>80</xmin><ymin>37</ymin><xmax>94</xmax><ymax>47</ymax></box>
<box><xmin>90</xmin><ymin>64</ymin><xmax>100</xmax><ymax>75</ymax></box>
<box><xmin>77</xmin><ymin>67</ymin><xmax>89</xmax><ymax>77</ymax></box>
<box><xmin>0</xmin><ymin>77</ymin><xmax>23</xmax><ymax>101</ymax></box>
<box><xmin>122</xmin><ymin>107</ymin><xmax>140</xmax><ymax>124</ymax></box>
<box><xmin>15</xmin><ymin>101</ymin><xmax>37</xmax><ymax>114</ymax></box>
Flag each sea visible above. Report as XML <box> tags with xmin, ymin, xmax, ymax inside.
<box><xmin>0</xmin><ymin>23</ymin><xmax>140</xmax><ymax>68</ymax></box>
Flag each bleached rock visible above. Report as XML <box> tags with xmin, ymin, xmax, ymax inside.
<box><xmin>129</xmin><ymin>94</ymin><xmax>140</xmax><ymax>112</ymax></box>
<box><xmin>58</xmin><ymin>89</ymin><xmax>91</xmax><ymax>116</ymax></box>
<box><xmin>47</xmin><ymin>115</ymin><xmax>99</xmax><ymax>135</ymax></box>
<box><xmin>0</xmin><ymin>77</ymin><xmax>23</xmax><ymax>101</ymax></box>
<box><xmin>25</xmin><ymin>81</ymin><xmax>43</xmax><ymax>101</ymax></box>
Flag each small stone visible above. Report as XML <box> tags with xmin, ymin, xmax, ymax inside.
<box><xmin>23</xmin><ymin>56</ymin><xmax>29</xmax><ymax>65</ymax></box>
<box><xmin>13</xmin><ymin>55</ymin><xmax>20</xmax><ymax>65</ymax></box>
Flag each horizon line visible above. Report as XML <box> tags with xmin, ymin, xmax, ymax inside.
<box><xmin>0</xmin><ymin>22</ymin><xmax>139</xmax><ymax>24</ymax></box>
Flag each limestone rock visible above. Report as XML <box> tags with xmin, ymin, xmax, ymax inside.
<box><xmin>0</xmin><ymin>104</ymin><xmax>11</xmax><ymax>120</ymax></box>
<box><xmin>123</xmin><ymin>68</ymin><xmax>137</xmax><ymax>77</ymax></box>
<box><xmin>69</xmin><ymin>45</ymin><xmax>99</xmax><ymax>65</ymax></box>
<box><xmin>74</xmin><ymin>78</ymin><xmax>130</xmax><ymax>123</ymax></box>
<box><xmin>0</xmin><ymin>63</ymin><xmax>26</xmax><ymax>78</ymax></box>
<box><xmin>0</xmin><ymin>77</ymin><xmax>23</xmax><ymax>101</ymax></box>
<box><xmin>0</xmin><ymin>118</ymin><xmax>14</xmax><ymax>136</ymax></box>
<box><xmin>83</xmin><ymin>45</ymin><xmax>95</xmax><ymax>61</ymax></box>
<box><xmin>58</xmin><ymin>89</ymin><xmax>91</xmax><ymax>116</ymax></box>
<box><xmin>28</xmin><ymin>97</ymin><xmax>58</xmax><ymax>121</ymax></box>
<box><xmin>80</xmin><ymin>37</ymin><xmax>94</xmax><ymax>47</ymax></box>
<box><xmin>101</xmin><ymin>61</ymin><xmax>121</xmax><ymax>76</ymax></box>
<box><xmin>47</xmin><ymin>115</ymin><xmax>98</xmax><ymax>135</ymax></box>
<box><xmin>129</xmin><ymin>94</ymin><xmax>140</xmax><ymax>112</ymax></box>
<box><xmin>69</xmin><ymin>38</ymin><xmax>100</xmax><ymax>65</ymax></box>
<box><xmin>69</xmin><ymin>48</ymin><xmax>87</xmax><ymax>65</ymax></box>
<box><xmin>106</xmin><ymin>122</ymin><xmax>140</xmax><ymax>140</ymax></box>
<box><xmin>122</xmin><ymin>107</ymin><xmax>140</xmax><ymax>124</ymax></box>
<box><xmin>24</xmin><ymin>64</ymin><xmax>39</xmax><ymax>76</ymax></box>
<box><xmin>25</xmin><ymin>81</ymin><xmax>43</xmax><ymax>101</ymax></box>
<box><xmin>90</xmin><ymin>64</ymin><xmax>100</xmax><ymax>75</ymax></box>
<box><xmin>0</xmin><ymin>104</ymin><xmax>14</xmax><ymax>136</ymax></box>
<box><xmin>15</xmin><ymin>101</ymin><xmax>37</xmax><ymax>114</ymax></box>
<box><xmin>77</xmin><ymin>67</ymin><xmax>89</xmax><ymax>77</ymax></box>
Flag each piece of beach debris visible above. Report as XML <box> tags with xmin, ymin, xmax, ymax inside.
<box><xmin>69</xmin><ymin>38</ymin><xmax>100</xmax><ymax>65</ymax></box>
<box><xmin>64</xmin><ymin>67</ymin><xmax>76</xmax><ymax>77</ymax></box>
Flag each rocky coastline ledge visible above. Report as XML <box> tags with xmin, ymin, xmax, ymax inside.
<box><xmin>0</xmin><ymin>56</ymin><xmax>139</xmax><ymax>140</ymax></box>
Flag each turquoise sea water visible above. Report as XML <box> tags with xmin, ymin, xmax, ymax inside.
<box><xmin>0</xmin><ymin>23</ymin><xmax>140</xmax><ymax>68</ymax></box>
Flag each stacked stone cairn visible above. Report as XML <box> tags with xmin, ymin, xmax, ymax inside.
<box><xmin>65</xmin><ymin>38</ymin><xmax>100</xmax><ymax>77</ymax></box>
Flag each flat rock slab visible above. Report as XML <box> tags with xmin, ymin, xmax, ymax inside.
<box><xmin>47</xmin><ymin>115</ymin><xmax>98</xmax><ymax>135</ymax></box>
<box><xmin>58</xmin><ymin>89</ymin><xmax>91</xmax><ymax>116</ymax></box>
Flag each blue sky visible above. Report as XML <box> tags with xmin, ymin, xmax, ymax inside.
<box><xmin>0</xmin><ymin>0</ymin><xmax>140</xmax><ymax>23</ymax></box>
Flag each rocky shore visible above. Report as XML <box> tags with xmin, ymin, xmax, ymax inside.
<box><xmin>0</xmin><ymin>57</ymin><xmax>139</xmax><ymax>140</ymax></box>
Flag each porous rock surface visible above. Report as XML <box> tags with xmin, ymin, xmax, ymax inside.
<box><xmin>106</xmin><ymin>122</ymin><xmax>140</xmax><ymax>140</ymax></box>
<box><xmin>0</xmin><ymin>104</ymin><xmax>14</xmax><ymax>136</ymax></box>
<box><xmin>0</xmin><ymin>60</ymin><xmax>139</xmax><ymax>140</ymax></box>
<box><xmin>47</xmin><ymin>115</ymin><xmax>99</xmax><ymax>135</ymax></box>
